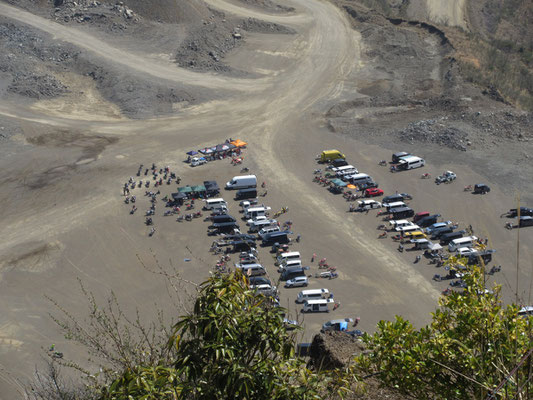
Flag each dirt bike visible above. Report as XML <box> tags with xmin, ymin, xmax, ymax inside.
<box><xmin>149</xmin><ymin>227</ymin><xmax>156</xmax><ymax>237</ymax></box>
<box><xmin>464</xmin><ymin>185</ymin><xmax>473</xmax><ymax>191</ymax></box>
<box><xmin>241</xmin><ymin>167</ymin><xmax>249</xmax><ymax>173</ymax></box>
<box><xmin>177</xmin><ymin>215</ymin><xmax>184</xmax><ymax>222</ymax></box>
<box><xmin>421</xmin><ymin>173</ymin><xmax>431</xmax><ymax>179</ymax></box>
<box><xmin>378</xmin><ymin>160</ymin><xmax>387</xmax><ymax>166</ymax></box>
<box><xmin>193</xmin><ymin>211</ymin><xmax>203</xmax><ymax>218</ymax></box>
<box><xmin>378</xmin><ymin>231</ymin><xmax>387</xmax><ymax>238</ymax></box>
<box><xmin>185</xmin><ymin>214</ymin><xmax>193</xmax><ymax>221</ymax></box>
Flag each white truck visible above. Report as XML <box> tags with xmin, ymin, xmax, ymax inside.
<box><xmin>226</xmin><ymin>175</ymin><xmax>257</xmax><ymax>190</ymax></box>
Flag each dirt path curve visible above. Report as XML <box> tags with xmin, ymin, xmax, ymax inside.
<box><xmin>0</xmin><ymin>2</ymin><xmax>271</xmax><ymax>91</ymax></box>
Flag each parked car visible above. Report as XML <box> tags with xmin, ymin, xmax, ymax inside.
<box><xmin>435</xmin><ymin>171</ymin><xmax>456</xmax><ymax>185</ymax></box>
<box><xmin>190</xmin><ymin>157</ymin><xmax>207</xmax><ymax>167</ymax></box>
<box><xmin>417</xmin><ymin>214</ymin><xmax>441</xmax><ymax>228</ymax></box>
<box><xmin>285</xmin><ymin>276</ymin><xmax>309</xmax><ymax>288</ymax></box>
<box><xmin>413</xmin><ymin>211</ymin><xmax>430</xmax><ymax>223</ymax></box>
<box><xmin>248</xmin><ymin>276</ymin><xmax>271</xmax><ymax>286</ymax></box>
<box><xmin>473</xmin><ymin>184</ymin><xmax>490</xmax><ymax>194</ymax></box>
<box><xmin>357</xmin><ymin>200</ymin><xmax>382</xmax><ymax>210</ymax></box>
<box><xmin>364</xmin><ymin>188</ymin><xmax>384</xmax><ymax>197</ymax></box>
<box><xmin>430</xmin><ymin>226</ymin><xmax>455</xmax><ymax>239</ymax></box>
<box><xmin>358</xmin><ymin>181</ymin><xmax>379</xmax><ymax>190</ymax></box>
<box><xmin>321</xmin><ymin>318</ymin><xmax>354</xmax><ymax>333</ymax></box>
<box><xmin>328</xmin><ymin>158</ymin><xmax>349</xmax><ymax>168</ymax></box>
<box><xmin>425</xmin><ymin>221</ymin><xmax>451</xmax><ymax>234</ymax></box>
<box><xmin>392</xmin><ymin>152</ymin><xmax>410</xmax><ymax>163</ymax></box>
<box><xmin>283</xmin><ymin>318</ymin><xmax>299</xmax><ymax>330</ymax></box>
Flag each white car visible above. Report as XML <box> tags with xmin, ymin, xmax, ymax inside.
<box><xmin>357</xmin><ymin>200</ymin><xmax>382</xmax><ymax>210</ymax></box>
<box><xmin>285</xmin><ymin>276</ymin><xmax>308</xmax><ymax>288</ymax></box>
<box><xmin>247</xmin><ymin>215</ymin><xmax>274</xmax><ymax>225</ymax></box>
<box><xmin>457</xmin><ymin>247</ymin><xmax>478</xmax><ymax>257</ymax></box>
<box><xmin>190</xmin><ymin>157</ymin><xmax>207</xmax><ymax>167</ymax></box>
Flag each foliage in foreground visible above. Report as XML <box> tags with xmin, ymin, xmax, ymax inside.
<box><xmin>356</xmin><ymin>263</ymin><xmax>533</xmax><ymax>399</ymax></box>
<box><xmin>100</xmin><ymin>272</ymin><xmax>351</xmax><ymax>399</ymax></box>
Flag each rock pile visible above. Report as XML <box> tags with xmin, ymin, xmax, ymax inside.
<box><xmin>395</xmin><ymin>118</ymin><xmax>470</xmax><ymax>151</ymax></box>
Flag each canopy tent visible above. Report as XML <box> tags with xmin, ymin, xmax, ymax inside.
<box><xmin>190</xmin><ymin>185</ymin><xmax>206</xmax><ymax>193</ymax></box>
<box><xmin>171</xmin><ymin>192</ymin><xmax>187</xmax><ymax>200</ymax></box>
<box><xmin>186</xmin><ymin>150</ymin><xmax>198</xmax><ymax>156</ymax></box>
<box><xmin>330</xmin><ymin>178</ymin><xmax>347</xmax><ymax>187</ymax></box>
<box><xmin>215</xmin><ymin>143</ymin><xmax>236</xmax><ymax>153</ymax></box>
<box><xmin>178</xmin><ymin>186</ymin><xmax>193</xmax><ymax>193</ymax></box>
<box><xmin>198</xmin><ymin>148</ymin><xmax>214</xmax><ymax>155</ymax></box>
<box><xmin>230</xmin><ymin>139</ymin><xmax>247</xmax><ymax>148</ymax></box>
<box><xmin>347</xmin><ymin>184</ymin><xmax>357</xmax><ymax>189</ymax></box>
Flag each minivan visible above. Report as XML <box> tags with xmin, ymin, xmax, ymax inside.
<box><xmin>440</xmin><ymin>230</ymin><xmax>466</xmax><ymax>245</ymax></box>
<box><xmin>244</xmin><ymin>206</ymin><xmax>270</xmax><ymax>219</ymax></box>
<box><xmin>389</xmin><ymin>207</ymin><xmax>415</xmax><ymax>219</ymax></box>
<box><xmin>430</xmin><ymin>226</ymin><xmax>454</xmax><ymax>239</ymax></box>
<box><xmin>384</xmin><ymin>201</ymin><xmax>407</xmax><ymax>210</ymax></box>
<box><xmin>258</xmin><ymin>225</ymin><xmax>281</xmax><ymax>238</ymax></box>
<box><xmin>204</xmin><ymin>198</ymin><xmax>227</xmax><ymax>210</ymax></box>
<box><xmin>296</xmin><ymin>288</ymin><xmax>332</xmax><ymax>303</ymax></box>
<box><xmin>417</xmin><ymin>214</ymin><xmax>441</xmax><ymax>228</ymax></box>
<box><xmin>262</xmin><ymin>231</ymin><xmax>290</xmax><ymax>246</ymax></box>
<box><xmin>396</xmin><ymin>224</ymin><xmax>420</xmax><ymax>233</ymax></box>
<box><xmin>278</xmin><ymin>259</ymin><xmax>303</xmax><ymax>273</ymax></box>
<box><xmin>211</xmin><ymin>214</ymin><xmax>236</xmax><ymax>223</ymax></box>
<box><xmin>347</xmin><ymin>173</ymin><xmax>372</xmax><ymax>185</ymax></box>
<box><xmin>397</xmin><ymin>156</ymin><xmax>425</xmax><ymax>170</ymax></box>
<box><xmin>280</xmin><ymin>266</ymin><xmax>305</xmax><ymax>281</ymax></box>
<box><xmin>389</xmin><ymin>219</ymin><xmax>411</xmax><ymax>229</ymax></box>
<box><xmin>449</xmin><ymin>236</ymin><xmax>478</xmax><ymax>252</ymax></box>
<box><xmin>284</xmin><ymin>276</ymin><xmax>308</xmax><ymax>288</ymax></box>
<box><xmin>235</xmin><ymin>188</ymin><xmax>257</xmax><ymax>200</ymax></box>
<box><xmin>249</xmin><ymin>220</ymin><xmax>277</xmax><ymax>233</ymax></box>
<box><xmin>302</xmin><ymin>298</ymin><xmax>335</xmax><ymax>313</ymax></box>
<box><xmin>276</xmin><ymin>251</ymin><xmax>301</xmax><ymax>265</ymax></box>
<box><xmin>240</xmin><ymin>264</ymin><xmax>266</xmax><ymax>276</ymax></box>
<box><xmin>382</xmin><ymin>194</ymin><xmax>404</xmax><ymax>205</ymax></box>
<box><xmin>413</xmin><ymin>211</ymin><xmax>430</xmax><ymax>223</ymax></box>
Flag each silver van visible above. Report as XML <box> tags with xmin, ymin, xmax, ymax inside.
<box><xmin>278</xmin><ymin>259</ymin><xmax>303</xmax><ymax>273</ymax></box>
<box><xmin>296</xmin><ymin>288</ymin><xmax>331</xmax><ymax>304</ymax></box>
<box><xmin>301</xmin><ymin>298</ymin><xmax>335</xmax><ymax>313</ymax></box>
<box><xmin>276</xmin><ymin>251</ymin><xmax>301</xmax><ymax>265</ymax></box>
<box><xmin>347</xmin><ymin>173</ymin><xmax>371</xmax><ymax>185</ymax></box>
<box><xmin>204</xmin><ymin>198</ymin><xmax>227</xmax><ymax>210</ymax></box>
<box><xmin>258</xmin><ymin>225</ymin><xmax>281</xmax><ymax>237</ymax></box>
<box><xmin>449</xmin><ymin>236</ymin><xmax>478</xmax><ymax>252</ymax></box>
<box><xmin>239</xmin><ymin>264</ymin><xmax>266</xmax><ymax>277</ymax></box>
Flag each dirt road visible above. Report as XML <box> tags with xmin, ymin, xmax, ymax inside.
<box><xmin>0</xmin><ymin>0</ymin><xmax>530</xmax><ymax>397</ymax></box>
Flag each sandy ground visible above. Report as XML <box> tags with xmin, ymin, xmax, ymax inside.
<box><xmin>0</xmin><ymin>0</ymin><xmax>531</xmax><ymax>397</ymax></box>
<box><xmin>408</xmin><ymin>0</ymin><xmax>467</xmax><ymax>28</ymax></box>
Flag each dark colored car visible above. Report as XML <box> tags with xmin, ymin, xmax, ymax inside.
<box><xmin>208</xmin><ymin>221</ymin><xmax>239</xmax><ymax>230</ymax></box>
<box><xmin>211</xmin><ymin>214</ymin><xmax>236</xmax><ymax>223</ymax></box>
<box><xmin>473</xmin><ymin>184</ymin><xmax>490</xmax><ymax>194</ymax></box>
<box><xmin>417</xmin><ymin>214</ymin><xmax>441</xmax><ymax>228</ymax></box>
<box><xmin>358</xmin><ymin>181</ymin><xmax>379</xmax><ymax>190</ymax></box>
<box><xmin>392</xmin><ymin>152</ymin><xmax>410</xmax><ymax>163</ymax></box>
<box><xmin>413</xmin><ymin>211</ymin><xmax>430</xmax><ymax>223</ymax></box>
<box><xmin>248</xmin><ymin>276</ymin><xmax>271</xmax><ymax>286</ymax></box>
<box><xmin>519</xmin><ymin>216</ymin><xmax>533</xmax><ymax>228</ymax></box>
<box><xmin>430</xmin><ymin>226</ymin><xmax>454</xmax><ymax>239</ymax></box>
<box><xmin>280</xmin><ymin>266</ymin><xmax>306</xmax><ymax>281</ymax></box>
<box><xmin>389</xmin><ymin>207</ymin><xmax>415</xmax><ymax>220</ymax></box>
<box><xmin>440</xmin><ymin>230</ymin><xmax>466</xmax><ymax>245</ymax></box>
<box><xmin>235</xmin><ymin>188</ymin><xmax>257</xmax><ymax>200</ymax></box>
<box><xmin>330</xmin><ymin>158</ymin><xmax>348</xmax><ymax>168</ymax></box>
<box><xmin>230</xmin><ymin>240</ymin><xmax>256</xmax><ymax>253</ymax></box>
<box><xmin>262</xmin><ymin>231</ymin><xmax>290</xmax><ymax>246</ymax></box>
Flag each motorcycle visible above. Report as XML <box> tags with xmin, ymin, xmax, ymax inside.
<box><xmin>149</xmin><ymin>227</ymin><xmax>156</xmax><ymax>237</ymax></box>
<box><xmin>185</xmin><ymin>214</ymin><xmax>193</xmax><ymax>221</ymax></box>
<box><xmin>378</xmin><ymin>231</ymin><xmax>387</xmax><ymax>238</ymax></box>
<box><xmin>378</xmin><ymin>160</ymin><xmax>387</xmax><ymax>166</ymax></box>
<box><xmin>421</xmin><ymin>173</ymin><xmax>431</xmax><ymax>179</ymax></box>
<box><xmin>177</xmin><ymin>215</ymin><xmax>184</xmax><ymax>222</ymax></box>
<box><xmin>145</xmin><ymin>217</ymin><xmax>153</xmax><ymax>225</ymax></box>
<box><xmin>241</xmin><ymin>167</ymin><xmax>249</xmax><ymax>173</ymax></box>
<box><xmin>193</xmin><ymin>211</ymin><xmax>203</xmax><ymax>218</ymax></box>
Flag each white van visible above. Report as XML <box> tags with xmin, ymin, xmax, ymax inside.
<box><xmin>244</xmin><ymin>206</ymin><xmax>270</xmax><ymax>219</ymax></box>
<box><xmin>204</xmin><ymin>198</ymin><xmax>227</xmax><ymax>210</ymax></box>
<box><xmin>258</xmin><ymin>225</ymin><xmax>280</xmax><ymax>237</ymax></box>
<box><xmin>249</xmin><ymin>220</ymin><xmax>277</xmax><ymax>233</ymax></box>
<box><xmin>302</xmin><ymin>298</ymin><xmax>335</xmax><ymax>313</ymax></box>
<box><xmin>296</xmin><ymin>288</ymin><xmax>331</xmax><ymax>304</ymax></box>
<box><xmin>398</xmin><ymin>156</ymin><xmax>425</xmax><ymax>170</ymax></box>
<box><xmin>240</xmin><ymin>264</ymin><xmax>266</xmax><ymax>277</ymax></box>
<box><xmin>384</xmin><ymin>201</ymin><xmax>407</xmax><ymax>210</ymax></box>
<box><xmin>395</xmin><ymin>224</ymin><xmax>420</xmax><ymax>233</ymax></box>
<box><xmin>276</xmin><ymin>251</ymin><xmax>301</xmax><ymax>265</ymax></box>
<box><xmin>278</xmin><ymin>259</ymin><xmax>303</xmax><ymax>273</ymax></box>
<box><xmin>449</xmin><ymin>236</ymin><xmax>478</xmax><ymax>252</ymax></box>
<box><xmin>347</xmin><ymin>173</ymin><xmax>371</xmax><ymax>185</ymax></box>
<box><xmin>226</xmin><ymin>175</ymin><xmax>257</xmax><ymax>190</ymax></box>
<box><xmin>389</xmin><ymin>219</ymin><xmax>411</xmax><ymax>229</ymax></box>
<box><xmin>334</xmin><ymin>166</ymin><xmax>358</xmax><ymax>177</ymax></box>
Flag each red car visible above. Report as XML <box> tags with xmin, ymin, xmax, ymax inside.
<box><xmin>364</xmin><ymin>188</ymin><xmax>384</xmax><ymax>197</ymax></box>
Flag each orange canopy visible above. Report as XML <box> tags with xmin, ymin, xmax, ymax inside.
<box><xmin>230</xmin><ymin>139</ymin><xmax>247</xmax><ymax>148</ymax></box>
<box><xmin>347</xmin><ymin>184</ymin><xmax>356</xmax><ymax>189</ymax></box>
